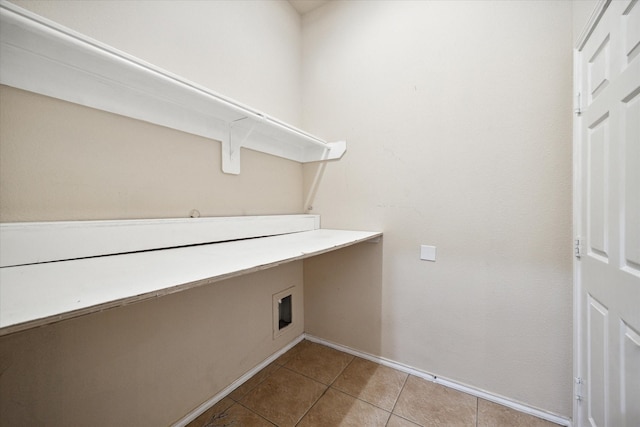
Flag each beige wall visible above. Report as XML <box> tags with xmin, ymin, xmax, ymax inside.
<box><xmin>1</xmin><ymin>0</ymin><xmax>304</xmax><ymax>222</ymax></box>
<box><xmin>302</xmin><ymin>0</ymin><xmax>574</xmax><ymax>417</ymax></box>
<box><xmin>0</xmin><ymin>1</ymin><xmax>304</xmax><ymax>425</ymax></box>
<box><xmin>1</xmin><ymin>0</ymin><xmax>583</xmax><ymax>422</ymax></box>
<box><xmin>0</xmin><ymin>263</ymin><xmax>304</xmax><ymax>426</ymax></box>
<box><xmin>9</xmin><ymin>0</ymin><xmax>302</xmax><ymax>125</ymax></box>
<box><xmin>0</xmin><ymin>86</ymin><xmax>302</xmax><ymax>222</ymax></box>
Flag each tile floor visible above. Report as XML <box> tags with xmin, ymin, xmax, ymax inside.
<box><xmin>187</xmin><ymin>340</ymin><xmax>561</xmax><ymax>427</ymax></box>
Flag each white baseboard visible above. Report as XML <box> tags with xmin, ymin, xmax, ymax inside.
<box><xmin>174</xmin><ymin>333</ymin><xmax>572</xmax><ymax>427</ymax></box>
<box><xmin>305</xmin><ymin>334</ymin><xmax>572</xmax><ymax>427</ymax></box>
<box><xmin>172</xmin><ymin>334</ymin><xmax>305</xmax><ymax>427</ymax></box>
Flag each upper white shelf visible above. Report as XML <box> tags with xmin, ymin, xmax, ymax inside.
<box><xmin>0</xmin><ymin>2</ymin><xmax>346</xmax><ymax>174</ymax></box>
<box><xmin>0</xmin><ymin>215</ymin><xmax>381</xmax><ymax>336</ymax></box>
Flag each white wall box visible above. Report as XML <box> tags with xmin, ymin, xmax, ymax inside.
<box><xmin>0</xmin><ymin>1</ymin><xmax>346</xmax><ymax>174</ymax></box>
<box><xmin>273</xmin><ymin>287</ymin><xmax>296</xmax><ymax>340</ymax></box>
<box><xmin>0</xmin><ymin>215</ymin><xmax>381</xmax><ymax>336</ymax></box>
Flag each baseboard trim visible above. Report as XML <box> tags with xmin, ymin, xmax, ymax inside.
<box><xmin>305</xmin><ymin>334</ymin><xmax>572</xmax><ymax>427</ymax></box>
<box><xmin>172</xmin><ymin>333</ymin><xmax>305</xmax><ymax>427</ymax></box>
<box><xmin>174</xmin><ymin>333</ymin><xmax>572</xmax><ymax>427</ymax></box>
<box><xmin>304</xmin><ymin>334</ymin><xmax>437</xmax><ymax>381</ymax></box>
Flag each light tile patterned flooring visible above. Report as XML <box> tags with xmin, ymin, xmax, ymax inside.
<box><xmin>188</xmin><ymin>340</ymin><xmax>561</xmax><ymax>427</ymax></box>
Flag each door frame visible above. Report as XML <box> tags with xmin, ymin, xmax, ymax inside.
<box><xmin>572</xmin><ymin>1</ymin><xmax>610</xmax><ymax>426</ymax></box>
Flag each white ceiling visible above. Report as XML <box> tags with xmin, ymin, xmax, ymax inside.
<box><xmin>288</xmin><ymin>0</ymin><xmax>329</xmax><ymax>15</ymax></box>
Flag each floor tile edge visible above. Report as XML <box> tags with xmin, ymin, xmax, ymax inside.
<box><xmin>172</xmin><ymin>333</ymin><xmax>306</xmax><ymax>427</ymax></box>
<box><xmin>304</xmin><ymin>334</ymin><xmax>572</xmax><ymax>427</ymax></box>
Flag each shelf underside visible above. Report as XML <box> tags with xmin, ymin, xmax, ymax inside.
<box><xmin>0</xmin><ymin>229</ymin><xmax>381</xmax><ymax>336</ymax></box>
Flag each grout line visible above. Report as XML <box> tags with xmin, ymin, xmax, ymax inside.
<box><xmin>304</xmin><ymin>335</ymin><xmax>437</xmax><ymax>380</ymax></box>
<box><xmin>302</xmin><ymin>340</ymin><xmax>405</xmax><ymax>424</ymax></box>
<box><xmin>305</xmin><ymin>334</ymin><xmax>571</xmax><ymax>426</ymax></box>
<box><xmin>328</xmin><ymin>384</ymin><xmax>396</xmax><ymax>415</ymax></box>
<box><xmin>388</xmin><ymin>413</ymin><xmax>424</xmax><ymax>427</ymax></box>
<box><xmin>174</xmin><ymin>334</ymin><xmax>305</xmax><ymax>427</ymax></box>
<box><xmin>327</xmin><ymin>353</ymin><xmax>355</xmax><ymax>387</ymax></box>
<box><xmin>386</xmin><ymin>376</ymin><xmax>424</xmax><ymax>426</ymax></box>
<box><xmin>229</xmin><ymin>363</ymin><xmax>284</xmax><ymax>402</ymax></box>
<box><xmin>234</xmin><ymin>401</ymin><xmax>278</xmax><ymax>427</ymax></box>
<box><xmin>328</xmin><ymin>387</ymin><xmax>393</xmax><ymax>424</ymax></box>
<box><xmin>280</xmin><ymin>365</ymin><xmax>332</xmax><ymax>387</ymax></box>
<box><xmin>384</xmin><ymin>411</ymin><xmax>392</xmax><ymax>427</ymax></box>
<box><xmin>389</xmin><ymin>374</ymin><xmax>409</xmax><ymax>416</ymax></box>
<box><xmin>293</xmin><ymin>383</ymin><xmax>330</xmax><ymax>426</ymax></box>
<box><xmin>327</xmin><ymin>357</ymin><xmax>408</xmax><ymax>415</ymax></box>
<box><xmin>320</xmin><ymin>354</ymin><xmax>402</xmax><ymax>418</ymax></box>
<box><xmin>280</xmin><ymin>340</ymin><xmax>354</xmax><ymax>387</ymax></box>
<box><xmin>198</xmin><ymin>337</ymin><xmax>568</xmax><ymax>427</ymax></box>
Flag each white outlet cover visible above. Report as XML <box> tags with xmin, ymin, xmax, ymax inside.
<box><xmin>420</xmin><ymin>245</ymin><xmax>437</xmax><ymax>261</ymax></box>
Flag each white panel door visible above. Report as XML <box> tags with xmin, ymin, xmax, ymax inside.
<box><xmin>576</xmin><ymin>1</ymin><xmax>640</xmax><ymax>426</ymax></box>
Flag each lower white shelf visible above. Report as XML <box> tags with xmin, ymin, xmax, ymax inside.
<box><xmin>0</xmin><ymin>229</ymin><xmax>381</xmax><ymax>336</ymax></box>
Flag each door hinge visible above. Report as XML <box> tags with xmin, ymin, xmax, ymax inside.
<box><xmin>575</xmin><ymin>377</ymin><xmax>584</xmax><ymax>401</ymax></box>
<box><xmin>574</xmin><ymin>92</ymin><xmax>582</xmax><ymax>116</ymax></box>
<box><xmin>575</xmin><ymin>237</ymin><xmax>583</xmax><ymax>259</ymax></box>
